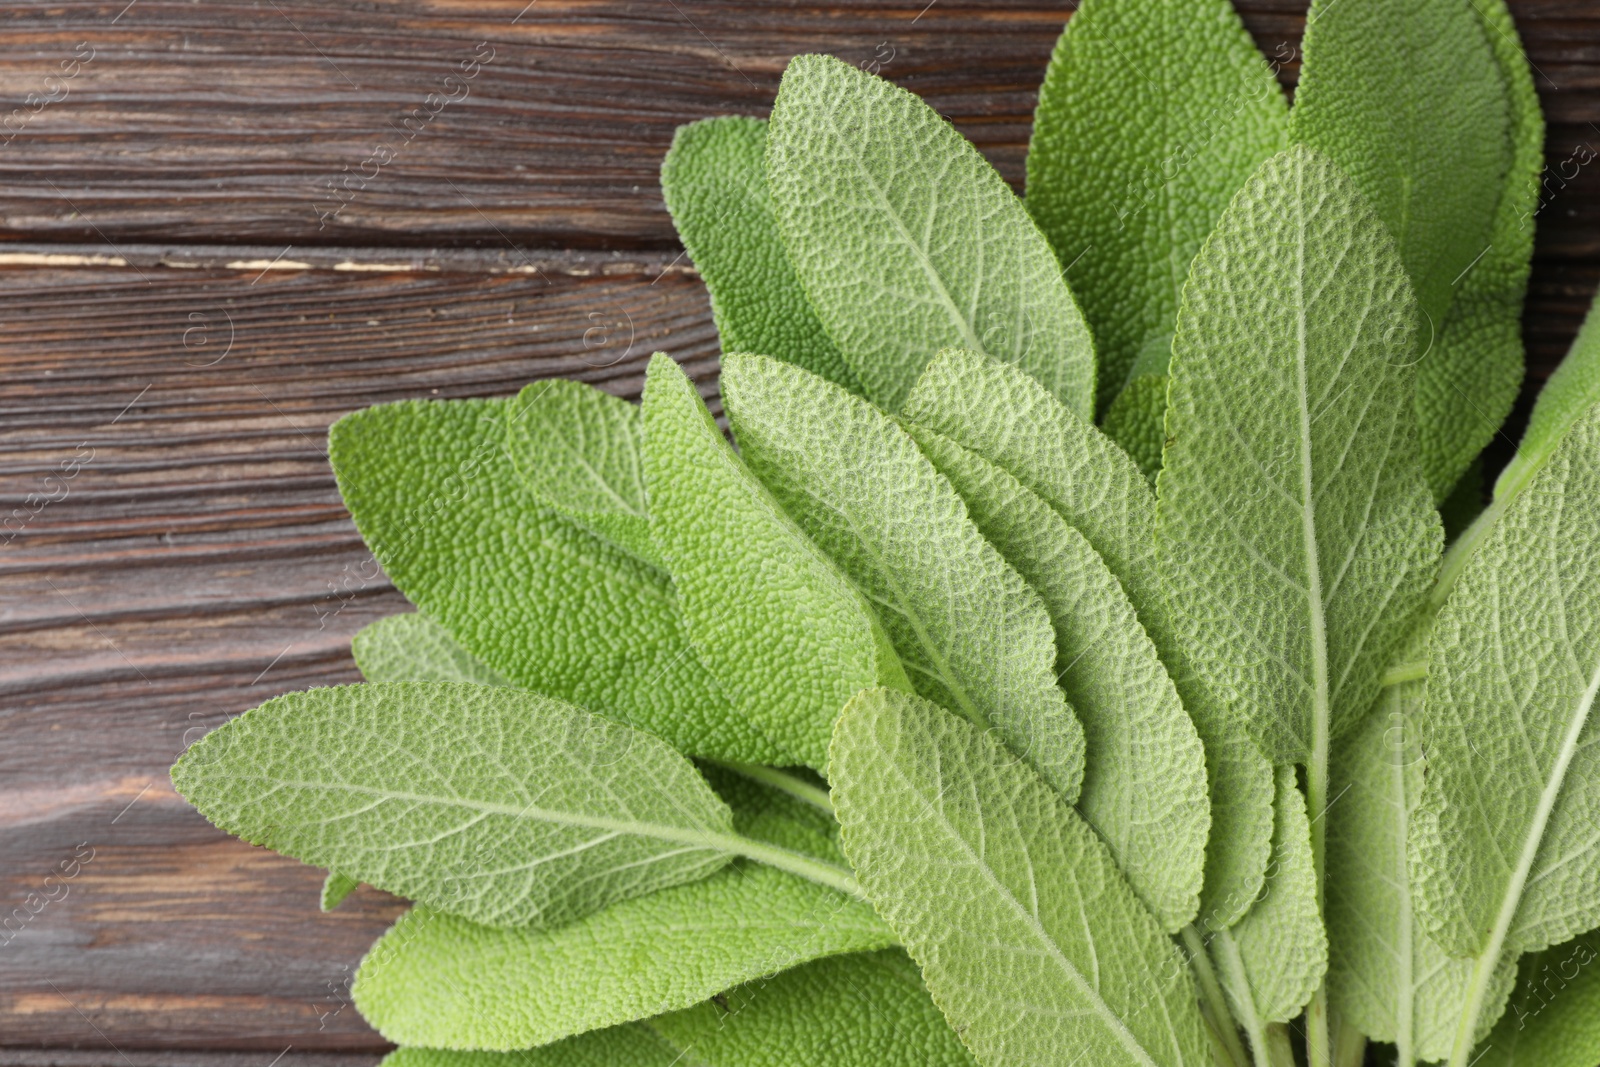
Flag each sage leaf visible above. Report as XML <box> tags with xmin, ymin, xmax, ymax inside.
<box><xmin>1289</xmin><ymin>0</ymin><xmax>1512</xmax><ymax>335</ymax></box>
<box><xmin>642</xmin><ymin>353</ymin><xmax>907</xmax><ymax>769</ymax></box>
<box><xmin>1157</xmin><ymin>145</ymin><xmax>1442</xmax><ymax>765</ymax></box>
<box><xmin>355</xmin><ymin>769</ymin><xmax>892</xmax><ymax>1050</ymax></box>
<box><xmin>329</xmin><ymin>396</ymin><xmax>781</xmax><ymax>762</ymax></box>
<box><xmin>1494</xmin><ymin>287</ymin><xmax>1600</xmax><ymax>504</ymax></box>
<box><xmin>1026</xmin><ymin>0</ymin><xmax>1288</xmax><ymax>409</ymax></box>
<box><xmin>723</xmin><ymin>352</ymin><xmax>1084</xmax><ymax>801</ymax></box>
<box><xmin>1474</xmin><ymin>929</ymin><xmax>1600</xmax><ymax>1067</ymax></box>
<box><xmin>660</xmin><ymin>116</ymin><xmax>862</xmax><ymax>392</ymax></box>
<box><xmin>352</xmin><ymin>613</ymin><xmax>509</xmax><ymax>687</ymax></box>
<box><xmin>503</xmin><ymin>379</ymin><xmax>662</xmax><ymax>566</ymax></box>
<box><xmin>1409</xmin><ymin>0</ymin><xmax>1544</xmax><ymax>502</ymax></box>
<box><xmin>173</xmin><ymin>682</ymin><xmax>742</xmax><ymax>929</ymax></box>
<box><xmin>765</xmin><ymin>54</ymin><xmax>1095</xmax><ymax>416</ymax></box>
<box><xmin>374</xmin><ymin>949</ymin><xmax>975</xmax><ymax>1066</ymax></box>
<box><xmin>1101</xmin><ymin>373</ymin><xmax>1168</xmax><ymax>486</ymax></box>
<box><xmin>831</xmin><ymin>687</ymin><xmax>1212</xmax><ymax>1067</ymax></box>
<box><xmin>904</xmin><ymin>347</ymin><xmax>1274</xmax><ymax>930</ymax></box>
<box><xmin>1325</xmin><ymin>674</ymin><xmax>1514</xmax><ymax>1064</ymax></box>
<box><xmin>1214</xmin><ymin>767</ymin><xmax>1328</xmax><ymax>1036</ymax></box>
<box><xmin>905</xmin><ymin>422</ymin><xmax>1210</xmax><ymax>932</ymax></box>
<box><xmin>1411</xmin><ymin>404</ymin><xmax>1600</xmax><ymax>1058</ymax></box>
<box><xmin>321</xmin><ymin>871</ymin><xmax>359</xmax><ymax>912</ymax></box>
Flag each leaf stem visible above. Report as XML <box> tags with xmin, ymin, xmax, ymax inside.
<box><xmin>721</xmin><ymin>834</ymin><xmax>868</xmax><ymax>901</ymax></box>
<box><xmin>1182</xmin><ymin>925</ymin><xmax>1252</xmax><ymax>1067</ymax></box>
<box><xmin>1427</xmin><ymin>492</ymin><xmax>1507</xmax><ymax>614</ymax></box>
<box><xmin>1379</xmin><ymin>660</ymin><xmax>1427</xmax><ymax>688</ymax></box>
<box><xmin>1331</xmin><ymin>1015</ymin><xmax>1366</xmax><ymax>1067</ymax></box>
<box><xmin>703</xmin><ymin>759</ymin><xmax>835</xmax><ymax>814</ymax></box>
<box><xmin>1209</xmin><ymin>929</ymin><xmax>1270</xmax><ymax>1067</ymax></box>
<box><xmin>1306</xmin><ymin>716</ymin><xmax>1332</xmax><ymax>1067</ymax></box>
<box><xmin>1265</xmin><ymin>1024</ymin><xmax>1298</xmax><ymax>1067</ymax></box>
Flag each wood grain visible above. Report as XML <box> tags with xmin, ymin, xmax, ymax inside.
<box><xmin>1</xmin><ymin>0</ymin><xmax>1598</xmax><ymax>1058</ymax></box>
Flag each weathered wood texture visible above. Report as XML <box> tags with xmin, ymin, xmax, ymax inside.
<box><xmin>1</xmin><ymin>0</ymin><xmax>1598</xmax><ymax>1059</ymax></box>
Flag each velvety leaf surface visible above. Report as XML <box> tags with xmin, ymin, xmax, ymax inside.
<box><xmin>1475</xmin><ymin>929</ymin><xmax>1600</xmax><ymax>1067</ymax></box>
<box><xmin>375</xmin><ymin>949</ymin><xmax>975</xmax><ymax>1066</ymax></box>
<box><xmin>660</xmin><ymin>116</ymin><xmax>862</xmax><ymax>392</ymax></box>
<box><xmin>766</xmin><ymin>54</ymin><xmax>1095</xmax><ymax>416</ymax></box>
<box><xmin>904</xmin><ymin>347</ymin><xmax>1274</xmax><ymax>930</ymax></box>
<box><xmin>642</xmin><ymin>353</ymin><xmax>904</xmax><ymax>769</ymax></box>
<box><xmin>173</xmin><ymin>683</ymin><xmax>736</xmax><ymax>928</ymax></box>
<box><xmin>906</xmin><ymin>423</ymin><xmax>1209</xmax><ymax>932</ymax></box>
<box><xmin>503</xmin><ymin>379</ymin><xmax>661</xmax><ymax>565</ymax></box>
<box><xmin>1026</xmin><ymin>0</ymin><xmax>1288</xmax><ymax>409</ymax></box>
<box><xmin>723</xmin><ymin>353</ymin><xmax>1085</xmax><ymax>802</ymax></box>
<box><xmin>1157</xmin><ymin>145</ymin><xmax>1442</xmax><ymax>764</ymax></box>
<box><xmin>352</xmin><ymin>613</ymin><xmax>509</xmax><ymax>687</ymax></box>
<box><xmin>831</xmin><ymin>688</ymin><xmax>1212</xmax><ymax>1067</ymax></box>
<box><xmin>1214</xmin><ymin>767</ymin><xmax>1327</xmax><ymax>1030</ymax></box>
<box><xmin>1413</xmin><ymin>403</ymin><xmax>1600</xmax><ymax>962</ymax></box>
<box><xmin>1101</xmin><ymin>373</ymin><xmax>1169</xmax><ymax>485</ymax></box>
<box><xmin>329</xmin><ymin>396</ymin><xmax>781</xmax><ymax>761</ymax></box>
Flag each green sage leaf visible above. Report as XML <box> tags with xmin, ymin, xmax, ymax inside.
<box><xmin>1474</xmin><ymin>929</ymin><xmax>1600</xmax><ymax>1067</ymax></box>
<box><xmin>352</xmin><ymin>613</ymin><xmax>509</xmax><ymax>687</ymax></box>
<box><xmin>1495</xmin><ymin>286</ymin><xmax>1600</xmax><ymax>504</ymax></box>
<box><xmin>1101</xmin><ymin>373</ymin><xmax>1169</xmax><ymax>486</ymax></box>
<box><xmin>321</xmin><ymin>871</ymin><xmax>359</xmax><ymax>912</ymax></box>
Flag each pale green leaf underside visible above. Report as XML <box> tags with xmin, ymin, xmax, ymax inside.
<box><xmin>903</xmin><ymin>347</ymin><xmax>1274</xmax><ymax>930</ymax></box>
<box><xmin>1026</xmin><ymin>0</ymin><xmax>1288</xmax><ymax>410</ymax></box>
<box><xmin>1474</xmin><ymin>929</ymin><xmax>1600</xmax><ymax>1067</ymax></box>
<box><xmin>1414</xmin><ymin>403</ymin><xmax>1600</xmax><ymax>960</ymax></box>
<box><xmin>352</xmin><ymin>613</ymin><xmax>509</xmax><ymax>687</ymax></box>
<box><xmin>831</xmin><ymin>688</ymin><xmax>1210</xmax><ymax>1067</ymax></box>
<box><xmin>321</xmin><ymin>870</ymin><xmax>359</xmax><ymax>912</ymax></box>
<box><xmin>328</xmin><ymin>396</ymin><xmax>781</xmax><ymax>762</ymax></box>
<box><xmin>723</xmin><ymin>353</ymin><xmax>1084</xmax><ymax>802</ymax></box>
<box><xmin>660</xmin><ymin>115</ymin><xmax>862</xmax><ymax>392</ymax></box>
<box><xmin>1157</xmin><ymin>145</ymin><xmax>1442</xmax><ymax>763</ymax></box>
<box><xmin>642</xmin><ymin>353</ymin><xmax>901</xmax><ymax>769</ymax></box>
<box><xmin>172</xmin><ymin>683</ymin><xmax>735</xmax><ymax>929</ymax></box>
<box><xmin>374</xmin><ymin>949</ymin><xmax>975</xmax><ymax>1067</ymax></box>
<box><xmin>1289</xmin><ymin>0</ymin><xmax>1511</xmax><ymax>335</ymax></box>
<box><xmin>1215</xmin><ymin>767</ymin><xmax>1327</xmax><ymax>1029</ymax></box>
<box><xmin>1326</xmin><ymin>681</ymin><xmax>1513</xmax><ymax>1063</ymax></box>
<box><xmin>1101</xmin><ymin>373</ymin><xmax>1169</xmax><ymax>486</ymax></box>
<box><xmin>1496</xmin><ymin>286</ymin><xmax>1600</xmax><ymax>503</ymax></box>
<box><xmin>354</xmin><ymin>864</ymin><xmax>893</xmax><ymax>1049</ymax></box>
<box><xmin>1411</xmin><ymin>0</ymin><xmax>1542</xmax><ymax>502</ymax></box>
<box><xmin>906</xmin><ymin>423</ymin><xmax>1209</xmax><ymax>932</ymax></box>
<box><xmin>504</xmin><ymin>379</ymin><xmax>662</xmax><ymax>566</ymax></box>
<box><xmin>766</xmin><ymin>54</ymin><xmax>1095</xmax><ymax>417</ymax></box>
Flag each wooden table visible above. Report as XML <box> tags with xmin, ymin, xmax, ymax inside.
<box><xmin>2</xmin><ymin>1</ymin><xmax>1596</xmax><ymax>1061</ymax></box>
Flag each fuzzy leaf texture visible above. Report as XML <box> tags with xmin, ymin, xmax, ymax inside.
<box><xmin>1325</xmin><ymin>674</ymin><xmax>1514</xmax><ymax>1064</ymax></box>
<box><xmin>375</xmin><ymin>950</ymin><xmax>976</xmax><ymax>1067</ymax></box>
<box><xmin>328</xmin><ymin>397</ymin><xmax>780</xmax><ymax>762</ymax></box>
<box><xmin>172</xmin><ymin>683</ymin><xmax>738</xmax><ymax>928</ymax></box>
<box><xmin>903</xmin><ymin>347</ymin><xmax>1275</xmax><ymax>930</ymax></box>
<box><xmin>1413</xmin><ymin>402</ymin><xmax>1600</xmax><ymax>965</ymax></box>
<box><xmin>722</xmin><ymin>352</ymin><xmax>1086</xmax><ymax>801</ymax></box>
<box><xmin>1157</xmin><ymin>145</ymin><xmax>1442</xmax><ymax>763</ymax></box>
<box><xmin>641</xmin><ymin>353</ymin><xmax>906</xmax><ymax>769</ymax></box>
<box><xmin>831</xmin><ymin>688</ymin><xmax>1211</xmax><ymax>1067</ymax></box>
<box><xmin>765</xmin><ymin>54</ymin><xmax>1095</xmax><ymax>416</ymax></box>
<box><xmin>905</xmin><ymin>422</ymin><xmax>1210</xmax><ymax>932</ymax></box>
<box><xmin>1475</xmin><ymin>929</ymin><xmax>1600</xmax><ymax>1067</ymax></box>
<box><xmin>1101</xmin><ymin>373</ymin><xmax>1169</xmax><ymax>485</ymax></box>
<box><xmin>354</xmin><ymin>767</ymin><xmax>892</xmax><ymax>1049</ymax></box>
<box><xmin>659</xmin><ymin>116</ymin><xmax>862</xmax><ymax>392</ymax></box>
<box><xmin>503</xmin><ymin>379</ymin><xmax>662</xmax><ymax>566</ymax></box>
<box><xmin>1025</xmin><ymin>0</ymin><xmax>1289</xmax><ymax>410</ymax></box>
<box><xmin>352</xmin><ymin>613</ymin><xmax>509</xmax><ymax>687</ymax></box>
<box><xmin>1213</xmin><ymin>767</ymin><xmax>1328</xmax><ymax>1033</ymax></box>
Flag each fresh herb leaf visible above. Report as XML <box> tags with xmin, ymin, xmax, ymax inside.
<box><xmin>1494</xmin><ymin>287</ymin><xmax>1600</xmax><ymax>505</ymax></box>
<box><xmin>1157</xmin><ymin>144</ymin><xmax>1442</xmax><ymax>766</ymax></box>
<box><xmin>374</xmin><ymin>950</ymin><xmax>975</xmax><ymax>1066</ymax></box>
<box><xmin>1100</xmin><ymin>373</ymin><xmax>1169</xmax><ymax>485</ymax></box>
<box><xmin>1474</xmin><ymin>929</ymin><xmax>1600</xmax><ymax>1067</ymax></box>
<box><xmin>904</xmin><ymin>423</ymin><xmax>1210</xmax><ymax>932</ymax></box>
<box><xmin>329</xmin><ymin>396</ymin><xmax>781</xmax><ymax>761</ymax></box>
<box><xmin>642</xmin><ymin>353</ymin><xmax>906</xmax><ymax>769</ymax></box>
<box><xmin>831</xmin><ymin>687</ymin><xmax>1212</xmax><ymax>1067</ymax></box>
<box><xmin>904</xmin><ymin>347</ymin><xmax>1275</xmax><ymax>930</ymax></box>
<box><xmin>660</xmin><ymin>116</ymin><xmax>863</xmax><ymax>393</ymax></box>
<box><xmin>352</xmin><ymin>613</ymin><xmax>509</xmax><ymax>687</ymax></box>
<box><xmin>321</xmin><ymin>871</ymin><xmax>359</xmax><ymax>912</ymax></box>
<box><xmin>1026</xmin><ymin>0</ymin><xmax>1288</xmax><ymax>410</ymax></box>
<box><xmin>1412</xmin><ymin>404</ymin><xmax>1600</xmax><ymax>1063</ymax></box>
<box><xmin>503</xmin><ymin>379</ymin><xmax>662</xmax><ymax>566</ymax></box>
<box><xmin>722</xmin><ymin>352</ymin><xmax>1085</xmax><ymax>801</ymax></box>
<box><xmin>765</xmin><ymin>54</ymin><xmax>1095</xmax><ymax>416</ymax></box>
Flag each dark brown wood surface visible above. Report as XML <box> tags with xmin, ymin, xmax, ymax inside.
<box><xmin>1</xmin><ymin>0</ymin><xmax>1598</xmax><ymax>1059</ymax></box>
